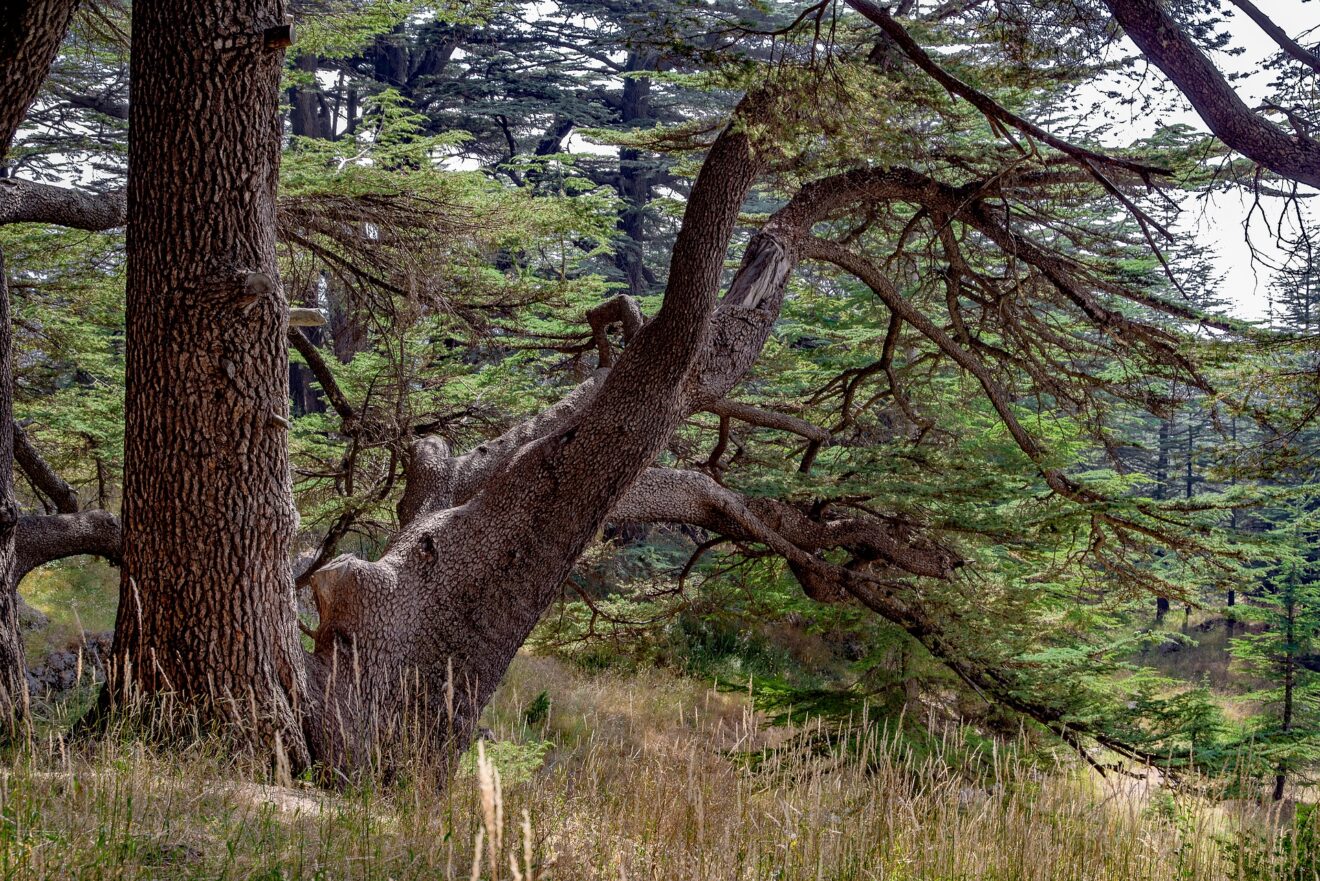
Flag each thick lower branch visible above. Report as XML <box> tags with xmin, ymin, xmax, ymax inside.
<box><xmin>0</xmin><ymin>179</ymin><xmax>127</xmax><ymax>230</ymax></box>
<box><xmin>13</xmin><ymin>511</ymin><xmax>121</xmax><ymax>587</ymax></box>
<box><xmin>610</xmin><ymin>467</ymin><xmax>959</xmax><ymax>581</ymax></box>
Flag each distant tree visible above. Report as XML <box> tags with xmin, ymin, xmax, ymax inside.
<box><xmin>1231</xmin><ymin>528</ymin><xmax>1320</xmax><ymax>801</ymax></box>
<box><xmin>1269</xmin><ymin>247</ymin><xmax>1320</xmax><ymax>335</ymax></box>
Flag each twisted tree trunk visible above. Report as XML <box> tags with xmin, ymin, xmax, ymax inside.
<box><xmin>6</xmin><ymin>0</ymin><xmax>1237</xmax><ymax>781</ymax></box>
<box><xmin>304</xmin><ymin>99</ymin><xmax>768</xmax><ymax>770</ymax></box>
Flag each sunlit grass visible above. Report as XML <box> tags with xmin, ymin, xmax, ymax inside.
<box><xmin>18</xmin><ymin>558</ymin><xmax>118</xmax><ymax>660</ymax></box>
<box><xmin>0</xmin><ymin>654</ymin><xmax>1312</xmax><ymax>879</ymax></box>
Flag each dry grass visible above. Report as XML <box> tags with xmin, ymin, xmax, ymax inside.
<box><xmin>0</xmin><ymin>653</ymin><xmax>1310</xmax><ymax>880</ymax></box>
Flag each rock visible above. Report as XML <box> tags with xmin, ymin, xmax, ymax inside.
<box><xmin>17</xmin><ymin>598</ymin><xmax>48</xmax><ymax>631</ymax></box>
<box><xmin>25</xmin><ymin>631</ymin><xmax>113</xmax><ymax>699</ymax></box>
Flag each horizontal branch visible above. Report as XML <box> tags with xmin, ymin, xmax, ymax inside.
<box><xmin>704</xmin><ymin>398</ymin><xmax>829</xmax><ymax>443</ymax></box>
<box><xmin>52</xmin><ymin>86</ymin><xmax>130</xmax><ymax>120</ymax></box>
<box><xmin>14</xmin><ymin>510</ymin><xmax>121</xmax><ymax>587</ymax></box>
<box><xmin>610</xmin><ymin>467</ymin><xmax>959</xmax><ymax>580</ymax></box>
<box><xmin>0</xmin><ymin>179</ymin><xmax>126</xmax><ymax>229</ymax></box>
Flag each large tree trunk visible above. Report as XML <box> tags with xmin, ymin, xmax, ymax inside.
<box><xmin>0</xmin><ymin>0</ymin><xmax>84</xmax><ymax>730</ymax></box>
<box><xmin>0</xmin><ymin>251</ymin><xmax>24</xmax><ymax>728</ymax></box>
<box><xmin>108</xmin><ymin>0</ymin><xmax>309</xmax><ymax>766</ymax></box>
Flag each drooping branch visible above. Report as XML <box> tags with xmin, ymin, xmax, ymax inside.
<box><xmin>843</xmin><ymin>0</ymin><xmax>1170</xmax><ymax>182</ymax></box>
<box><xmin>1226</xmin><ymin>0</ymin><xmax>1320</xmax><ymax>75</ymax></box>
<box><xmin>609</xmin><ymin>467</ymin><xmax>959</xmax><ymax>582</ymax></box>
<box><xmin>1102</xmin><ymin>0</ymin><xmax>1320</xmax><ymax>188</ymax></box>
<box><xmin>612</xmin><ymin>463</ymin><xmax>1163</xmax><ymax>765</ymax></box>
<box><xmin>606</xmin><ymin>463</ymin><xmax>1173</xmax><ymax>768</ymax></box>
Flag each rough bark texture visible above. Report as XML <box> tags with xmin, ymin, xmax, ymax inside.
<box><xmin>0</xmin><ymin>1</ymin><xmax>80</xmax><ymax>155</ymax></box>
<box><xmin>110</xmin><ymin>0</ymin><xmax>309</xmax><ymax>764</ymax></box>
<box><xmin>0</xmin><ymin>0</ymin><xmax>84</xmax><ymax>729</ymax></box>
<box><xmin>0</xmin><ymin>250</ymin><xmax>24</xmax><ymax>726</ymax></box>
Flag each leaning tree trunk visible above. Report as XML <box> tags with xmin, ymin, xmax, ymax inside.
<box><xmin>109</xmin><ymin>0</ymin><xmax>309</xmax><ymax>766</ymax></box>
<box><xmin>303</xmin><ymin>101</ymin><xmax>767</xmax><ymax>772</ymax></box>
<box><xmin>0</xmin><ymin>0</ymin><xmax>84</xmax><ymax>730</ymax></box>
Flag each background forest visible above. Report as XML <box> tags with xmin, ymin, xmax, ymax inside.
<box><xmin>4</xmin><ymin>0</ymin><xmax>1320</xmax><ymax>877</ymax></box>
